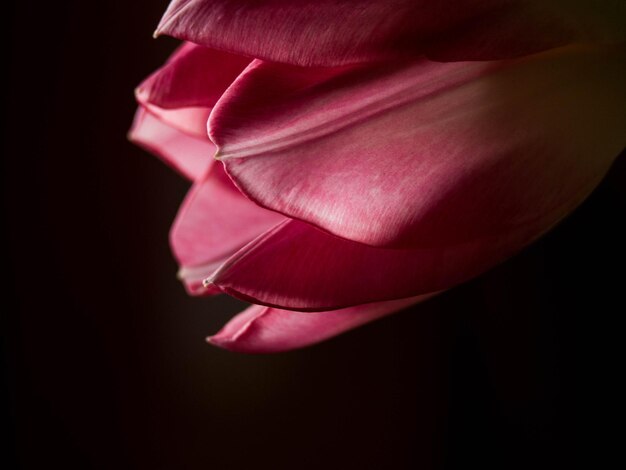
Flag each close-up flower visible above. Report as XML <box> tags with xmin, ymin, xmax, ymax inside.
<box><xmin>129</xmin><ymin>0</ymin><xmax>625</xmax><ymax>353</ymax></box>
<box><xmin>5</xmin><ymin>1</ymin><xmax>626</xmax><ymax>468</ymax></box>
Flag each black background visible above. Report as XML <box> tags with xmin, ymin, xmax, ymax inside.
<box><xmin>2</xmin><ymin>1</ymin><xmax>625</xmax><ymax>469</ymax></box>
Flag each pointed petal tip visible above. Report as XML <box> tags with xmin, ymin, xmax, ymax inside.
<box><xmin>134</xmin><ymin>85</ymin><xmax>148</xmax><ymax>102</ymax></box>
<box><xmin>206</xmin><ymin>335</ymin><xmax>228</xmax><ymax>350</ymax></box>
<box><xmin>201</xmin><ymin>277</ymin><xmax>214</xmax><ymax>289</ymax></box>
<box><xmin>152</xmin><ymin>15</ymin><xmax>168</xmax><ymax>39</ymax></box>
<box><xmin>206</xmin><ymin>334</ymin><xmax>254</xmax><ymax>354</ymax></box>
<box><xmin>153</xmin><ymin>6</ymin><xmax>176</xmax><ymax>40</ymax></box>
<box><xmin>205</xmin><ymin>335</ymin><xmax>222</xmax><ymax>347</ymax></box>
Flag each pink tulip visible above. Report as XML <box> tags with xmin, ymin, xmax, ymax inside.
<box><xmin>129</xmin><ymin>0</ymin><xmax>626</xmax><ymax>353</ymax></box>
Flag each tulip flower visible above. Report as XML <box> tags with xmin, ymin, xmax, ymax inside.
<box><xmin>129</xmin><ymin>0</ymin><xmax>625</xmax><ymax>353</ymax></box>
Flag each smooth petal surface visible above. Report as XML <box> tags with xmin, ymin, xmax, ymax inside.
<box><xmin>128</xmin><ymin>107</ymin><xmax>214</xmax><ymax>180</ymax></box>
<box><xmin>208</xmin><ymin>294</ymin><xmax>431</xmax><ymax>353</ymax></box>
<box><xmin>138</xmin><ymin>105</ymin><xmax>212</xmax><ymax>140</ymax></box>
<box><xmin>172</xmin><ymin>163</ymin><xmax>285</xmax><ymax>294</ymax></box>
<box><xmin>207</xmin><ymin>218</ymin><xmax>552</xmax><ymax>310</ymax></box>
<box><xmin>135</xmin><ymin>42</ymin><xmax>250</xmax><ymax>137</ymax></box>
<box><xmin>156</xmin><ymin>0</ymin><xmax>626</xmax><ymax>66</ymax></box>
<box><xmin>136</xmin><ymin>41</ymin><xmax>250</xmax><ymax>109</ymax></box>
<box><xmin>212</xmin><ymin>44</ymin><xmax>626</xmax><ymax>248</ymax></box>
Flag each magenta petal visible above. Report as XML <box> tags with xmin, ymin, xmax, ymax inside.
<box><xmin>171</xmin><ymin>163</ymin><xmax>286</xmax><ymax>294</ymax></box>
<box><xmin>130</xmin><ymin>43</ymin><xmax>248</xmax><ymax>179</ymax></box>
<box><xmin>208</xmin><ymin>217</ymin><xmax>557</xmax><ymax>310</ymax></box>
<box><xmin>136</xmin><ymin>41</ymin><xmax>250</xmax><ymax>110</ymax></box>
<box><xmin>155</xmin><ymin>0</ymin><xmax>625</xmax><ymax>66</ymax></box>
<box><xmin>134</xmin><ymin>42</ymin><xmax>250</xmax><ymax>138</ymax></box>
<box><xmin>208</xmin><ymin>295</ymin><xmax>431</xmax><ymax>353</ymax></box>
<box><xmin>128</xmin><ymin>107</ymin><xmax>214</xmax><ymax>181</ymax></box>
<box><xmin>136</xmin><ymin>103</ymin><xmax>212</xmax><ymax>140</ymax></box>
<box><xmin>211</xmin><ymin>45</ymin><xmax>626</xmax><ymax>248</ymax></box>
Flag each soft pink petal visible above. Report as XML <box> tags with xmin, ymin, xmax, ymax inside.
<box><xmin>171</xmin><ymin>163</ymin><xmax>286</xmax><ymax>295</ymax></box>
<box><xmin>211</xmin><ymin>44</ymin><xmax>626</xmax><ymax>248</ymax></box>
<box><xmin>155</xmin><ymin>0</ymin><xmax>625</xmax><ymax>66</ymax></box>
<box><xmin>136</xmin><ymin>41</ymin><xmax>250</xmax><ymax>109</ymax></box>
<box><xmin>128</xmin><ymin>107</ymin><xmax>214</xmax><ymax>181</ymax></box>
<box><xmin>208</xmin><ymin>295</ymin><xmax>432</xmax><ymax>353</ymax></box>
<box><xmin>136</xmin><ymin>104</ymin><xmax>212</xmax><ymax>140</ymax></box>
<box><xmin>206</xmin><ymin>217</ymin><xmax>555</xmax><ymax>310</ymax></box>
<box><xmin>134</xmin><ymin>42</ymin><xmax>251</xmax><ymax>138</ymax></box>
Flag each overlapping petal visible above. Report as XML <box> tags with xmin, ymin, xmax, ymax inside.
<box><xmin>206</xmin><ymin>215</ymin><xmax>557</xmax><ymax>310</ymax></box>
<box><xmin>128</xmin><ymin>107</ymin><xmax>213</xmax><ymax>180</ymax></box>
<box><xmin>130</xmin><ymin>43</ymin><xmax>250</xmax><ymax>180</ymax></box>
<box><xmin>208</xmin><ymin>294</ymin><xmax>431</xmax><ymax>353</ymax></box>
<box><xmin>211</xmin><ymin>44</ymin><xmax>626</xmax><ymax>249</ymax></box>
<box><xmin>131</xmin><ymin>1</ymin><xmax>626</xmax><ymax>352</ymax></box>
<box><xmin>136</xmin><ymin>41</ymin><xmax>250</xmax><ymax>109</ymax></box>
<box><xmin>172</xmin><ymin>163</ymin><xmax>285</xmax><ymax>294</ymax></box>
<box><xmin>155</xmin><ymin>0</ymin><xmax>625</xmax><ymax>66</ymax></box>
<box><xmin>135</xmin><ymin>42</ymin><xmax>250</xmax><ymax>140</ymax></box>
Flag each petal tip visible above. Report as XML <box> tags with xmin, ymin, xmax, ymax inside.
<box><xmin>153</xmin><ymin>6</ymin><xmax>178</xmax><ymax>40</ymax></box>
<box><xmin>134</xmin><ymin>85</ymin><xmax>148</xmax><ymax>102</ymax></box>
<box><xmin>206</xmin><ymin>334</ymin><xmax>242</xmax><ymax>352</ymax></box>
<box><xmin>153</xmin><ymin>15</ymin><xmax>167</xmax><ymax>39</ymax></box>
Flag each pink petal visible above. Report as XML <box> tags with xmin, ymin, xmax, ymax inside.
<box><xmin>207</xmin><ymin>218</ymin><xmax>552</xmax><ymax>310</ymax></box>
<box><xmin>134</xmin><ymin>42</ymin><xmax>251</xmax><ymax>138</ymax></box>
<box><xmin>155</xmin><ymin>0</ymin><xmax>625</xmax><ymax>66</ymax></box>
<box><xmin>211</xmin><ymin>44</ymin><xmax>626</xmax><ymax>248</ymax></box>
<box><xmin>171</xmin><ymin>163</ymin><xmax>286</xmax><ymax>295</ymax></box>
<box><xmin>208</xmin><ymin>295</ymin><xmax>432</xmax><ymax>353</ymax></box>
<box><xmin>128</xmin><ymin>107</ymin><xmax>214</xmax><ymax>181</ymax></box>
<box><xmin>136</xmin><ymin>41</ymin><xmax>250</xmax><ymax>110</ymax></box>
<box><xmin>136</xmin><ymin>104</ymin><xmax>212</xmax><ymax>140</ymax></box>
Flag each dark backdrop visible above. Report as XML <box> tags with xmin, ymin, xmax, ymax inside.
<box><xmin>2</xmin><ymin>1</ymin><xmax>625</xmax><ymax>469</ymax></box>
